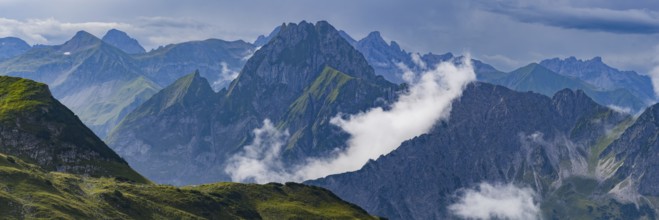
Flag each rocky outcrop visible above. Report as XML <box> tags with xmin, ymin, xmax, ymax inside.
<box><xmin>108</xmin><ymin>21</ymin><xmax>399</xmax><ymax>185</ymax></box>
<box><xmin>0</xmin><ymin>76</ymin><xmax>147</xmax><ymax>183</ymax></box>
<box><xmin>308</xmin><ymin>83</ymin><xmax>631</xmax><ymax>219</ymax></box>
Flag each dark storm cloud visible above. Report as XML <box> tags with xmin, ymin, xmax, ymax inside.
<box><xmin>483</xmin><ymin>1</ymin><xmax>659</xmax><ymax>34</ymax></box>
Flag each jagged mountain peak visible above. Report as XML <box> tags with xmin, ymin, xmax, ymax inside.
<box><xmin>254</xmin><ymin>25</ymin><xmax>282</xmax><ymax>47</ymax></box>
<box><xmin>544</xmin><ymin>56</ymin><xmax>606</xmax><ymax>67</ymax></box>
<box><xmin>551</xmin><ymin>88</ymin><xmax>600</xmax><ymax>114</ymax></box>
<box><xmin>539</xmin><ymin>55</ymin><xmax>655</xmax><ymax>103</ymax></box>
<box><xmin>60</xmin><ymin>30</ymin><xmax>102</xmax><ymax>52</ymax></box>
<box><xmin>102</xmin><ymin>28</ymin><xmax>146</xmax><ymax>54</ymax></box>
<box><xmin>365</xmin><ymin>31</ymin><xmax>383</xmax><ymax>39</ymax></box>
<box><xmin>120</xmin><ymin>70</ymin><xmax>214</xmax><ymax>121</ymax></box>
<box><xmin>152</xmin><ymin>70</ymin><xmax>213</xmax><ymax>106</ymax></box>
<box><xmin>359</xmin><ymin>31</ymin><xmax>389</xmax><ymax>47</ymax></box>
<box><xmin>229</xmin><ymin>20</ymin><xmax>379</xmax><ymax>97</ymax></box>
<box><xmin>170</xmin><ymin>70</ymin><xmax>213</xmax><ymax>96</ymax></box>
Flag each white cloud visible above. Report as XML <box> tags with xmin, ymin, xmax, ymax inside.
<box><xmin>607</xmin><ymin>105</ymin><xmax>632</xmax><ymax>114</ymax></box>
<box><xmin>448</xmin><ymin>182</ymin><xmax>541</xmax><ymax>220</ymax></box>
<box><xmin>411</xmin><ymin>52</ymin><xmax>427</xmax><ymax>69</ymax></box>
<box><xmin>226</xmin><ymin>57</ymin><xmax>476</xmax><ymax>183</ymax></box>
<box><xmin>224</xmin><ymin>119</ymin><xmax>291</xmax><ymax>183</ymax></box>
<box><xmin>0</xmin><ymin>17</ymin><xmax>130</xmax><ymax>44</ymax></box>
<box><xmin>650</xmin><ymin>66</ymin><xmax>659</xmax><ymax>99</ymax></box>
<box><xmin>211</xmin><ymin>62</ymin><xmax>240</xmax><ymax>90</ymax></box>
<box><xmin>0</xmin><ymin>17</ymin><xmax>248</xmax><ymax>50</ymax></box>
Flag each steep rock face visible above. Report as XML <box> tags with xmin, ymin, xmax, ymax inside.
<box><xmin>225</xmin><ymin>20</ymin><xmax>387</xmax><ymax>124</ymax></box>
<box><xmin>0</xmin><ymin>76</ymin><xmax>147</xmax><ymax>183</ymax></box>
<box><xmin>309</xmin><ymin>83</ymin><xmax>629</xmax><ymax>219</ymax></box>
<box><xmin>108</xmin><ymin>72</ymin><xmax>218</xmax><ymax>184</ymax></box>
<box><xmin>339</xmin><ymin>30</ymin><xmax>504</xmax><ymax>84</ymax></box>
<box><xmin>0</xmin><ymin>37</ymin><xmax>31</xmax><ymax>60</ymax></box>
<box><xmin>603</xmin><ymin>103</ymin><xmax>659</xmax><ymax>196</ymax></box>
<box><xmin>108</xmin><ymin>21</ymin><xmax>398</xmax><ymax>185</ymax></box>
<box><xmin>0</xmin><ymin>31</ymin><xmax>161</xmax><ymax>138</ymax></box>
<box><xmin>352</xmin><ymin>31</ymin><xmax>412</xmax><ymax>84</ymax></box>
<box><xmin>540</xmin><ymin>56</ymin><xmax>655</xmax><ymax>103</ymax></box>
<box><xmin>134</xmin><ymin>39</ymin><xmax>255</xmax><ymax>90</ymax></box>
<box><xmin>101</xmin><ymin>29</ymin><xmax>146</xmax><ymax>54</ymax></box>
<box><xmin>254</xmin><ymin>26</ymin><xmax>281</xmax><ymax>47</ymax></box>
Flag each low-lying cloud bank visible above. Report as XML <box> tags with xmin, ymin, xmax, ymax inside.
<box><xmin>225</xmin><ymin>56</ymin><xmax>476</xmax><ymax>183</ymax></box>
<box><xmin>449</xmin><ymin>182</ymin><xmax>541</xmax><ymax>220</ymax></box>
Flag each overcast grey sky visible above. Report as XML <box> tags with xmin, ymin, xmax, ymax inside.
<box><xmin>0</xmin><ymin>0</ymin><xmax>657</xmax><ymax>73</ymax></box>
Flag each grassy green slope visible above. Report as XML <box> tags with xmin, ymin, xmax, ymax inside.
<box><xmin>0</xmin><ymin>153</ymin><xmax>378</xmax><ymax>220</ymax></box>
<box><xmin>0</xmin><ymin>77</ymin><xmax>52</xmax><ymax>120</ymax></box>
<box><xmin>0</xmin><ymin>76</ymin><xmax>148</xmax><ymax>183</ymax></box>
<box><xmin>79</xmin><ymin>76</ymin><xmax>161</xmax><ymax>130</ymax></box>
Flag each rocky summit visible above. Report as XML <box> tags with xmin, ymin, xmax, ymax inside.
<box><xmin>308</xmin><ymin>83</ymin><xmax>648</xmax><ymax>219</ymax></box>
<box><xmin>102</xmin><ymin>29</ymin><xmax>146</xmax><ymax>54</ymax></box>
<box><xmin>107</xmin><ymin>21</ymin><xmax>398</xmax><ymax>185</ymax></box>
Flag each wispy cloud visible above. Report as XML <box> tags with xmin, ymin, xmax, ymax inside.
<box><xmin>226</xmin><ymin>57</ymin><xmax>476</xmax><ymax>183</ymax></box>
<box><xmin>448</xmin><ymin>182</ymin><xmax>541</xmax><ymax>220</ymax></box>
<box><xmin>224</xmin><ymin>119</ymin><xmax>291</xmax><ymax>183</ymax></box>
<box><xmin>482</xmin><ymin>1</ymin><xmax>659</xmax><ymax>34</ymax></box>
<box><xmin>211</xmin><ymin>62</ymin><xmax>240</xmax><ymax>91</ymax></box>
<box><xmin>0</xmin><ymin>17</ymin><xmax>129</xmax><ymax>44</ymax></box>
<box><xmin>0</xmin><ymin>17</ymin><xmax>233</xmax><ymax>50</ymax></box>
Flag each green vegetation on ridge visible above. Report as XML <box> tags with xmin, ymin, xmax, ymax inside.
<box><xmin>0</xmin><ymin>75</ymin><xmax>149</xmax><ymax>184</ymax></box>
<box><xmin>0</xmin><ymin>77</ymin><xmax>52</xmax><ymax>121</ymax></box>
<box><xmin>0</xmin><ymin>153</ymin><xmax>378</xmax><ymax>220</ymax></box>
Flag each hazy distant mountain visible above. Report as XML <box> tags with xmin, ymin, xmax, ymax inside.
<box><xmin>335</xmin><ymin>29</ymin><xmax>647</xmax><ymax>112</ymax></box>
<box><xmin>352</xmin><ymin>31</ymin><xmax>412</xmax><ymax>83</ymax></box>
<box><xmin>0</xmin><ymin>31</ymin><xmax>161</xmax><ymax>138</ymax></box>
<box><xmin>540</xmin><ymin>56</ymin><xmax>655</xmax><ymax>104</ymax></box>
<box><xmin>488</xmin><ymin>63</ymin><xmax>646</xmax><ymax>112</ymax></box>
<box><xmin>101</xmin><ymin>29</ymin><xmax>146</xmax><ymax>54</ymax></box>
<box><xmin>134</xmin><ymin>38</ymin><xmax>255</xmax><ymax>90</ymax></box>
<box><xmin>0</xmin><ymin>75</ymin><xmax>378</xmax><ymax>219</ymax></box>
<box><xmin>0</xmin><ymin>37</ymin><xmax>30</xmax><ymax>60</ymax></box>
<box><xmin>107</xmin><ymin>21</ymin><xmax>398</xmax><ymax>185</ymax></box>
<box><xmin>309</xmin><ymin>83</ymin><xmax>652</xmax><ymax>219</ymax></box>
<box><xmin>340</xmin><ymin>30</ymin><xmax>504</xmax><ymax>84</ymax></box>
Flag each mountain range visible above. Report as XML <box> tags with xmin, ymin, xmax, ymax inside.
<box><xmin>0</xmin><ymin>29</ymin><xmax>254</xmax><ymax>138</ymax></box>
<box><xmin>0</xmin><ymin>22</ymin><xmax>650</xmax><ymax>140</ymax></box>
<box><xmin>107</xmin><ymin>21</ymin><xmax>398</xmax><ymax>185</ymax></box>
<box><xmin>2</xmin><ymin>19</ymin><xmax>659</xmax><ymax>219</ymax></box>
<box><xmin>308</xmin><ymin>83</ymin><xmax>653</xmax><ymax>219</ymax></box>
<box><xmin>0</xmin><ymin>75</ymin><xmax>379</xmax><ymax>219</ymax></box>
